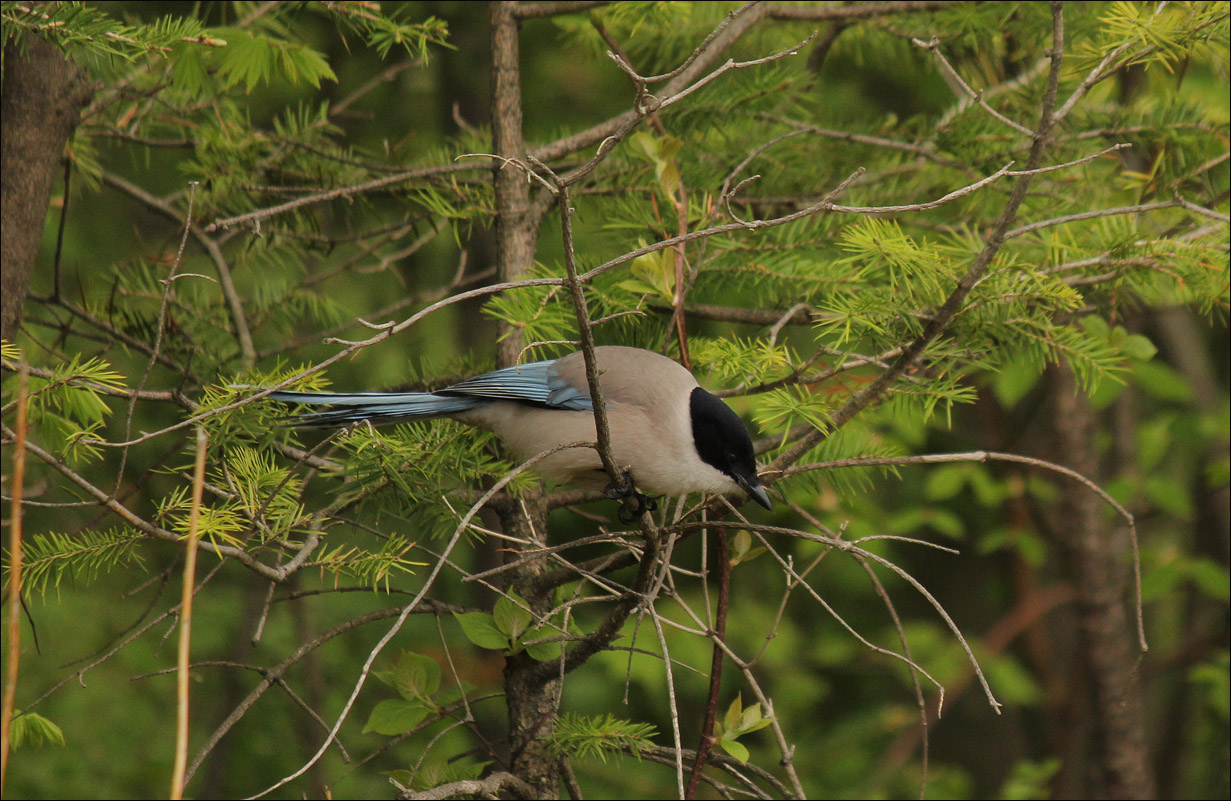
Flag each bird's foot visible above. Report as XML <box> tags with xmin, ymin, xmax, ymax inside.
<box><xmin>603</xmin><ymin>471</ymin><xmax>657</xmax><ymax>523</ymax></box>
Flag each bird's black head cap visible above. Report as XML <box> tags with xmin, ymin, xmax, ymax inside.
<box><xmin>689</xmin><ymin>388</ymin><xmax>771</xmax><ymax>509</ymax></box>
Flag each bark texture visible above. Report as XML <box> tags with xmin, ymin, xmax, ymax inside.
<box><xmin>1</xmin><ymin>34</ymin><xmax>94</xmax><ymax>340</ymax></box>
<box><xmin>490</xmin><ymin>3</ymin><xmax>560</xmax><ymax>796</ymax></box>
<box><xmin>1049</xmin><ymin>363</ymin><xmax>1155</xmax><ymax>799</ymax></box>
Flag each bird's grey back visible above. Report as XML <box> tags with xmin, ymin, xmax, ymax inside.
<box><xmin>549</xmin><ymin>346</ymin><xmax>699</xmax><ymax>408</ymax></box>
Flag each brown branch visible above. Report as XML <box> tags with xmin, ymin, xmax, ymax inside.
<box><xmin>783</xmin><ymin>449</ymin><xmax>1145</xmax><ymax>651</ymax></box>
<box><xmin>685</xmin><ymin>526</ymin><xmax>731</xmax><ymax>799</ymax></box>
<box><xmin>914</xmin><ymin>35</ymin><xmax>1035</xmax><ymax>136</ymax></box>
<box><xmin>169</xmin><ymin>426</ymin><xmax>208</xmax><ymax>799</ymax></box>
<box><xmin>1006</xmin><ymin>199</ymin><xmax>1179</xmax><ymax>239</ymax></box>
<box><xmin>202</xmin><ymin>161</ymin><xmax>482</xmax><ymax>233</ymax></box>
<box><xmin>398</xmin><ymin>771</ymin><xmax>534</xmax><ymax>800</ymax></box>
<box><xmin>512</xmin><ymin>1</ymin><xmax>610</xmax><ymax>19</ymax></box>
<box><xmin>0</xmin><ymin>367</ymin><xmax>28</xmax><ymax>792</ymax></box>
<box><xmin>541</xmin><ymin>169</ymin><xmax>626</xmax><ymax>490</ymax></box>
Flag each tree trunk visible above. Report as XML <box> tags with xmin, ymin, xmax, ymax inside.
<box><xmin>1048</xmin><ymin>363</ymin><xmax>1155</xmax><ymax>799</ymax></box>
<box><xmin>490</xmin><ymin>3</ymin><xmax>559</xmax><ymax>797</ymax></box>
<box><xmin>1</xmin><ymin>33</ymin><xmax>94</xmax><ymax>340</ymax></box>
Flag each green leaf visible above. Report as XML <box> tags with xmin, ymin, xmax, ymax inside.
<box><xmin>1189</xmin><ymin>559</ymin><xmax>1231</xmax><ymax>601</ymax></box>
<box><xmin>393</xmin><ymin>651</ymin><xmax>441</xmax><ymax>701</ymax></box>
<box><xmin>739</xmin><ymin>704</ymin><xmax>772</xmax><ymax>734</ymax></box>
<box><xmin>723</xmin><ymin>694</ymin><xmax>744</xmax><ymax>732</ymax></box>
<box><xmin>214</xmin><ymin>29</ymin><xmax>336</xmax><ymax>92</ymax></box>
<box><xmin>171</xmin><ymin>42</ymin><xmax>211</xmax><ymax>97</ymax></box>
<box><xmin>454</xmin><ymin>611</ymin><xmax>509</xmax><ymax>650</ymax></box>
<box><xmin>924</xmin><ymin>463</ymin><xmax>969</xmax><ymax>500</ymax></box>
<box><xmin>729</xmin><ymin>529</ymin><xmax>767</xmax><ymax>566</ymax></box>
<box><xmin>493</xmin><ymin>591</ymin><xmax>533</xmax><ymax>642</ymax></box>
<box><xmin>981</xmin><ymin>654</ymin><xmax>1043</xmax><ymax>706</ymax></box>
<box><xmin>718</xmin><ymin>736</ymin><xmax>749</xmax><ymax>762</ymax></box>
<box><xmin>1120</xmin><ymin>333</ymin><xmax>1158</xmax><ymax>362</ymax></box>
<box><xmin>629</xmin><ymin>249</ymin><xmax>676</xmax><ymax>302</ymax></box>
<box><xmin>9</xmin><ymin>712</ymin><xmax>65</xmax><ymax>750</ymax></box>
<box><xmin>364</xmin><ymin>699</ymin><xmax>431</xmax><ymax>735</ymax></box>
<box><xmin>991</xmin><ymin>353</ymin><xmax>1044</xmax><ymax>408</ymax></box>
<box><xmin>1142</xmin><ymin>474</ymin><xmax>1193</xmax><ymax>519</ymax></box>
<box><xmin>631</xmin><ymin>131</ymin><xmax>682</xmax><ymax>194</ymax></box>
<box><xmin>524</xmin><ymin>631</ymin><xmax>563</xmax><ymax>662</ymax></box>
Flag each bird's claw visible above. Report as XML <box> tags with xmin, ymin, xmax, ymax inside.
<box><xmin>616</xmin><ymin>493</ymin><xmax>657</xmax><ymax>523</ymax></box>
<box><xmin>603</xmin><ymin>471</ymin><xmax>657</xmax><ymax>523</ymax></box>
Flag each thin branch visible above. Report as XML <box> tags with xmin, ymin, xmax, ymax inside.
<box><xmin>784</xmin><ymin>449</ymin><xmax>1146</xmax><ymax>651</ymax></box>
<box><xmin>546</xmin><ymin>170</ymin><xmax>625</xmax><ymax>488</ymax></box>
<box><xmin>184</xmin><ymin>605</ymin><xmax>407</xmax><ymax>788</ymax></box>
<box><xmin>118</xmin><ymin>181</ymin><xmax>200</xmax><ymax>494</ymax></box>
<box><xmin>564</xmin><ymin>15</ymin><xmax>817</xmax><ymax>188</ymax></box>
<box><xmin>513</xmin><ymin>1</ymin><xmax>610</xmax><ymax>19</ymax></box>
<box><xmin>1005</xmin><ymin>200</ymin><xmax>1179</xmax><ymax>239</ymax></box>
<box><xmin>775</xmin><ymin>118</ymin><xmax>966</xmax><ymax>169</ymax></box>
<box><xmin>398</xmin><ymin>771</ymin><xmax>534</xmax><ymax>801</ymax></box>
<box><xmin>0</xmin><ymin>367</ymin><xmax>28</xmax><ymax>793</ymax></box>
<box><xmin>685</xmin><ymin>526</ymin><xmax>731</xmax><ymax>799</ymax></box>
<box><xmin>23</xmin><ymin>560</ymin><xmax>228</xmax><ymax>718</ymax></box>
<box><xmin>203</xmin><ymin>162</ymin><xmax>482</xmax><ymax>233</ymax></box>
<box><xmin>913</xmin><ymin>36</ymin><xmax>1035</xmax><ymax>136</ymax></box>
<box><xmin>169</xmin><ymin>426</ymin><xmax>208</xmax><ymax>800</ymax></box>
<box><xmin>1172</xmin><ymin>192</ymin><xmax>1230</xmax><ymax>224</ymax></box>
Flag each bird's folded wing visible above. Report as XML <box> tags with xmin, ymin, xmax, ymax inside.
<box><xmin>440</xmin><ymin>360</ymin><xmax>593</xmax><ymax>411</ymax></box>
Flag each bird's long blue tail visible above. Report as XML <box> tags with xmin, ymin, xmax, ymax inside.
<box><xmin>268</xmin><ymin>390</ymin><xmax>484</xmax><ymax>428</ymax></box>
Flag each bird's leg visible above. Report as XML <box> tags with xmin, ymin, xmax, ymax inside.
<box><xmin>602</xmin><ymin>470</ymin><xmax>658</xmax><ymax>523</ymax></box>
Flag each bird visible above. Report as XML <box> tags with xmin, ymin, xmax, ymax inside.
<box><xmin>268</xmin><ymin>346</ymin><xmax>771</xmax><ymax>514</ymax></box>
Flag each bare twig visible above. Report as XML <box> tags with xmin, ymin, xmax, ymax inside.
<box><xmin>783</xmin><ymin>449</ymin><xmax>1146</xmax><ymax>650</ymax></box>
<box><xmin>169</xmin><ymin>426</ymin><xmax>208</xmax><ymax>799</ymax></box>
<box><xmin>398</xmin><ymin>770</ymin><xmax>534</xmax><ymax>800</ymax></box>
<box><xmin>203</xmin><ymin>162</ymin><xmax>482</xmax><ymax>233</ymax></box>
<box><xmin>0</xmin><ymin>366</ymin><xmax>28</xmax><ymax>793</ymax></box>
<box><xmin>913</xmin><ymin>36</ymin><xmax>1035</xmax><ymax>136</ymax></box>
<box><xmin>685</xmin><ymin>525</ymin><xmax>731</xmax><ymax>799</ymax></box>
<box><xmin>1006</xmin><ymin>199</ymin><xmax>1179</xmax><ymax>239</ymax></box>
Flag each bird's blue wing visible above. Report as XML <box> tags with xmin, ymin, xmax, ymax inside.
<box><xmin>441</xmin><ymin>359</ymin><xmax>593</xmax><ymax>411</ymax></box>
<box><xmin>266</xmin><ymin>389</ymin><xmax>483</xmax><ymax>426</ymax></box>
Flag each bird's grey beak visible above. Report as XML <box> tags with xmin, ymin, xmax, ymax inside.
<box><xmin>736</xmin><ymin>473</ymin><xmax>772</xmax><ymax>510</ymax></box>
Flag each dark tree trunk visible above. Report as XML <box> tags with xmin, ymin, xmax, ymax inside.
<box><xmin>1048</xmin><ymin>363</ymin><xmax>1156</xmax><ymax>799</ymax></box>
<box><xmin>490</xmin><ymin>3</ymin><xmax>559</xmax><ymax>797</ymax></box>
<box><xmin>1</xmin><ymin>33</ymin><xmax>95</xmax><ymax>340</ymax></box>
